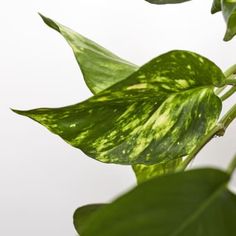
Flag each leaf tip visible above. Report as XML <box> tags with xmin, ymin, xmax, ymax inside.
<box><xmin>11</xmin><ymin>108</ymin><xmax>26</xmax><ymax>116</ymax></box>
<box><xmin>38</xmin><ymin>13</ymin><xmax>60</xmax><ymax>32</ymax></box>
<box><xmin>223</xmin><ymin>32</ymin><xmax>233</xmax><ymax>42</ymax></box>
<box><xmin>11</xmin><ymin>108</ymin><xmax>36</xmax><ymax>120</ymax></box>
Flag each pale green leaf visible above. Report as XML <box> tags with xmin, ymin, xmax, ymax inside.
<box><xmin>13</xmin><ymin>50</ymin><xmax>225</xmax><ymax>165</ymax></box>
<box><xmin>39</xmin><ymin>14</ymin><xmax>138</xmax><ymax>93</ymax></box>
<box><xmin>74</xmin><ymin>168</ymin><xmax>236</xmax><ymax>236</ymax></box>
<box><xmin>39</xmin><ymin>14</ymin><xmax>179</xmax><ymax>178</ymax></box>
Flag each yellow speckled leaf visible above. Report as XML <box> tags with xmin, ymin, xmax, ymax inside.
<box><xmin>14</xmin><ymin>50</ymin><xmax>225</xmax><ymax>165</ymax></box>
<box><xmin>39</xmin><ymin>14</ymin><xmax>138</xmax><ymax>93</ymax></box>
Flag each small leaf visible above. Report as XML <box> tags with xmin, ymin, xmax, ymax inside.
<box><xmin>14</xmin><ymin>50</ymin><xmax>225</xmax><ymax>165</ymax></box>
<box><xmin>211</xmin><ymin>0</ymin><xmax>222</xmax><ymax>14</ymax></box>
<box><xmin>39</xmin><ymin>14</ymin><xmax>138</xmax><ymax>94</ymax></box>
<box><xmin>132</xmin><ymin>157</ymin><xmax>184</xmax><ymax>184</ymax></box>
<box><xmin>145</xmin><ymin>0</ymin><xmax>191</xmax><ymax>4</ymax></box>
<box><xmin>75</xmin><ymin>168</ymin><xmax>236</xmax><ymax>236</ymax></box>
<box><xmin>221</xmin><ymin>1</ymin><xmax>236</xmax><ymax>41</ymax></box>
<box><xmin>73</xmin><ymin>204</ymin><xmax>105</xmax><ymax>235</ymax></box>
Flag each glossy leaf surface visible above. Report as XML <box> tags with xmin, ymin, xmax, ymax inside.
<box><xmin>145</xmin><ymin>0</ymin><xmax>190</xmax><ymax>4</ymax></box>
<box><xmin>74</xmin><ymin>168</ymin><xmax>236</xmax><ymax>236</ymax></box>
<box><xmin>14</xmin><ymin>50</ymin><xmax>225</xmax><ymax>165</ymax></box>
<box><xmin>30</xmin><ymin>15</ymin><xmax>186</xmax><ymax>177</ymax></box>
<box><xmin>39</xmin><ymin>14</ymin><xmax>138</xmax><ymax>93</ymax></box>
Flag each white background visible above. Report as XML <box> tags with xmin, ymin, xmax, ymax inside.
<box><xmin>1</xmin><ymin>0</ymin><xmax>236</xmax><ymax>235</ymax></box>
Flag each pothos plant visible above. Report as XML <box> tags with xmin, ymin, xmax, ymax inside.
<box><xmin>14</xmin><ymin>5</ymin><xmax>236</xmax><ymax>236</ymax></box>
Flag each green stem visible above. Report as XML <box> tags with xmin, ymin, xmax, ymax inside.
<box><xmin>179</xmin><ymin>65</ymin><xmax>236</xmax><ymax>172</ymax></box>
<box><xmin>224</xmin><ymin>64</ymin><xmax>236</xmax><ymax>77</ymax></box>
<box><xmin>179</xmin><ymin>124</ymin><xmax>224</xmax><ymax>171</ymax></box>
<box><xmin>215</xmin><ymin>64</ymin><xmax>236</xmax><ymax>95</ymax></box>
<box><xmin>219</xmin><ymin>104</ymin><xmax>236</xmax><ymax>133</ymax></box>
<box><xmin>221</xmin><ymin>86</ymin><xmax>236</xmax><ymax>101</ymax></box>
<box><xmin>227</xmin><ymin>154</ymin><xmax>236</xmax><ymax>175</ymax></box>
<box><xmin>215</xmin><ymin>86</ymin><xmax>226</xmax><ymax>96</ymax></box>
<box><xmin>225</xmin><ymin>76</ymin><xmax>236</xmax><ymax>86</ymax></box>
<box><xmin>180</xmin><ymin>104</ymin><xmax>236</xmax><ymax>171</ymax></box>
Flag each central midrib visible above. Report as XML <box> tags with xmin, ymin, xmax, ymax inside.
<box><xmin>170</xmin><ymin>183</ymin><xmax>228</xmax><ymax>236</ymax></box>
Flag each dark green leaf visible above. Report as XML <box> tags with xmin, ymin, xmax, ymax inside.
<box><xmin>13</xmin><ymin>50</ymin><xmax>225</xmax><ymax>165</ymax></box>
<box><xmin>39</xmin><ymin>14</ymin><xmax>138</xmax><ymax>94</ymax></box>
<box><xmin>211</xmin><ymin>0</ymin><xmax>222</xmax><ymax>14</ymax></box>
<box><xmin>73</xmin><ymin>204</ymin><xmax>105</xmax><ymax>235</ymax></box>
<box><xmin>145</xmin><ymin>0</ymin><xmax>191</xmax><ymax>4</ymax></box>
<box><xmin>75</xmin><ymin>168</ymin><xmax>236</xmax><ymax>236</ymax></box>
<box><xmin>221</xmin><ymin>1</ymin><xmax>236</xmax><ymax>41</ymax></box>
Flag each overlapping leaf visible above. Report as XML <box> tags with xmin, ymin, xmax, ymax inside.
<box><xmin>33</xmin><ymin>15</ymin><xmax>187</xmax><ymax>180</ymax></box>
<box><xmin>39</xmin><ymin>14</ymin><xmax>138</xmax><ymax>93</ymax></box>
<box><xmin>39</xmin><ymin>15</ymin><xmax>189</xmax><ymax>177</ymax></box>
<box><xmin>73</xmin><ymin>168</ymin><xmax>236</xmax><ymax>236</ymax></box>
<box><xmin>14</xmin><ymin>50</ymin><xmax>225</xmax><ymax>165</ymax></box>
<box><xmin>40</xmin><ymin>14</ymin><xmax>191</xmax><ymax>178</ymax></box>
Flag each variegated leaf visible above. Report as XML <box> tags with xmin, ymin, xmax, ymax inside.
<box><xmin>211</xmin><ymin>0</ymin><xmax>236</xmax><ymax>41</ymax></box>
<box><xmin>14</xmin><ymin>50</ymin><xmax>225</xmax><ymax>165</ymax></box>
<box><xmin>40</xmin><ymin>14</ymin><xmax>179</xmax><ymax>179</ymax></box>
<box><xmin>39</xmin><ymin>14</ymin><xmax>138</xmax><ymax>94</ymax></box>
<box><xmin>73</xmin><ymin>204</ymin><xmax>105</xmax><ymax>235</ymax></box>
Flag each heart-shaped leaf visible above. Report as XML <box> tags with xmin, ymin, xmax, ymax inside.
<box><xmin>14</xmin><ymin>50</ymin><xmax>225</xmax><ymax>165</ymax></box>
<box><xmin>145</xmin><ymin>0</ymin><xmax>191</xmax><ymax>4</ymax></box>
<box><xmin>39</xmin><ymin>14</ymin><xmax>138</xmax><ymax>94</ymax></box>
<box><xmin>38</xmin><ymin>15</ymin><xmax>186</xmax><ymax>179</ymax></box>
<box><xmin>74</xmin><ymin>168</ymin><xmax>236</xmax><ymax>236</ymax></box>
